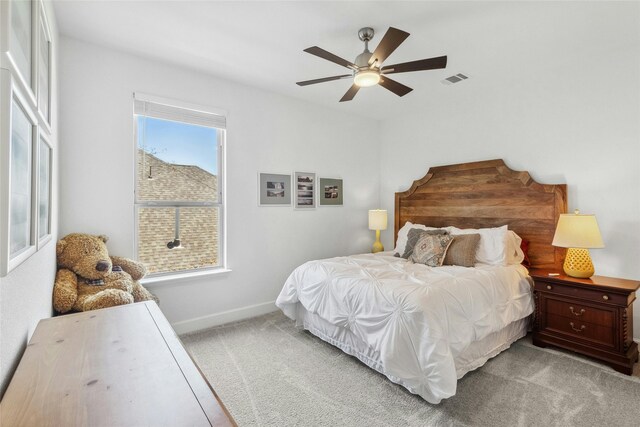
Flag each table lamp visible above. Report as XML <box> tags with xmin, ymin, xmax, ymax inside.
<box><xmin>551</xmin><ymin>210</ymin><xmax>604</xmax><ymax>278</ymax></box>
<box><xmin>368</xmin><ymin>209</ymin><xmax>387</xmax><ymax>253</ymax></box>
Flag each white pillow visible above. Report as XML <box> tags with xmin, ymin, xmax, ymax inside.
<box><xmin>394</xmin><ymin>222</ymin><xmax>442</xmax><ymax>256</ymax></box>
<box><xmin>506</xmin><ymin>230</ymin><xmax>525</xmax><ymax>265</ymax></box>
<box><xmin>449</xmin><ymin>225</ymin><xmax>509</xmax><ymax>266</ymax></box>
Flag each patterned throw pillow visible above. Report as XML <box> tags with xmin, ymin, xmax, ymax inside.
<box><xmin>443</xmin><ymin>234</ymin><xmax>481</xmax><ymax>267</ymax></box>
<box><xmin>409</xmin><ymin>234</ymin><xmax>454</xmax><ymax>267</ymax></box>
<box><xmin>401</xmin><ymin>228</ymin><xmax>449</xmax><ymax>259</ymax></box>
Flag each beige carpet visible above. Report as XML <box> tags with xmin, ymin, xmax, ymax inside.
<box><xmin>181</xmin><ymin>311</ymin><xmax>640</xmax><ymax>427</ymax></box>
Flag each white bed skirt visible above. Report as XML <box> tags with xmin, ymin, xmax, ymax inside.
<box><xmin>294</xmin><ymin>303</ymin><xmax>530</xmax><ymax>396</ymax></box>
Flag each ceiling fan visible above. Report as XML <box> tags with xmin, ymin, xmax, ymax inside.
<box><xmin>296</xmin><ymin>27</ymin><xmax>447</xmax><ymax>102</ymax></box>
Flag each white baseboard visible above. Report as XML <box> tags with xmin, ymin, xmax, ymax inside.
<box><xmin>172</xmin><ymin>300</ymin><xmax>278</xmax><ymax>335</ymax></box>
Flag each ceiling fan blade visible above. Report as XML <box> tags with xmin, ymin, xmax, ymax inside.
<box><xmin>369</xmin><ymin>27</ymin><xmax>410</xmax><ymax>66</ymax></box>
<box><xmin>378</xmin><ymin>76</ymin><xmax>413</xmax><ymax>97</ymax></box>
<box><xmin>339</xmin><ymin>84</ymin><xmax>360</xmax><ymax>102</ymax></box>
<box><xmin>296</xmin><ymin>74</ymin><xmax>352</xmax><ymax>86</ymax></box>
<box><xmin>381</xmin><ymin>56</ymin><xmax>448</xmax><ymax>75</ymax></box>
<box><xmin>304</xmin><ymin>46</ymin><xmax>358</xmax><ymax>70</ymax></box>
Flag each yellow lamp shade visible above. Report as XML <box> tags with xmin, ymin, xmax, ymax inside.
<box><xmin>552</xmin><ymin>211</ymin><xmax>604</xmax><ymax>249</ymax></box>
<box><xmin>552</xmin><ymin>210</ymin><xmax>604</xmax><ymax>278</ymax></box>
<box><xmin>368</xmin><ymin>210</ymin><xmax>388</xmax><ymax>231</ymax></box>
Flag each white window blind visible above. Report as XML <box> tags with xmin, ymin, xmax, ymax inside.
<box><xmin>134</xmin><ymin>96</ymin><xmax>226</xmax><ymax>130</ymax></box>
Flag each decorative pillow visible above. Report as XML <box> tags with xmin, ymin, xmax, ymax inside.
<box><xmin>401</xmin><ymin>228</ymin><xmax>449</xmax><ymax>259</ymax></box>
<box><xmin>506</xmin><ymin>230</ymin><xmax>525</xmax><ymax>265</ymax></box>
<box><xmin>443</xmin><ymin>234</ymin><xmax>481</xmax><ymax>267</ymax></box>
<box><xmin>394</xmin><ymin>222</ymin><xmax>442</xmax><ymax>256</ymax></box>
<box><xmin>449</xmin><ymin>225</ymin><xmax>509</xmax><ymax>266</ymax></box>
<box><xmin>409</xmin><ymin>234</ymin><xmax>454</xmax><ymax>267</ymax></box>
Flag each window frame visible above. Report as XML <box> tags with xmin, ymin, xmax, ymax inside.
<box><xmin>132</xmin><ymin>93</ymin><xmax>227</xmax><ymax>279</ymax></box>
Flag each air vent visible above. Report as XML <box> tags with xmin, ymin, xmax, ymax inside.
<box><xmin>441</xmin><ymin>73</ymin><xmax>469</xmax><ymax>85</ymax></box>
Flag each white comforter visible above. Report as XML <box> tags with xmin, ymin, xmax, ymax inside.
<box><xmin>276</xmin><ymin>252</ymin><xmax>533</xmax><ymax>404</ymax></box>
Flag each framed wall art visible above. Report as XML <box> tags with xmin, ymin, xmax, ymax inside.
<box><xmin>7</xmin><ymin>0</ymin><xmax>35</xmax><ymax>93</ymax></box>
<box><xmin>36</xmin><ymin>3</ymin><xmax>53</xmax><ymax>126</ymax></box>
<box><xmin>0</xmin><ymin>71</ymin><xmax>38</xmax><ymax>276</ymax></box>
<box><xmin>37</xmin><ymin>133</ymin><xmax>52</xmax><ymax>246</ymax></box>
<box><xmin>319</xmin><ymin>178</ymin><xmax>343</xmax><ymax>206</ymax></box>
<box><xmin>0</xmin><ymin>3</ymin><xmax>56</xmax><ymax>277</ymax></box>
<box><xmin>294</xmin><ymin>171</ymin><xmax>315</xmax><ymax>209</ymax></box>
<box><xmin>258</xmin><ymin>172</ymin><xmax>292</xmax><ymax>206</ymax></box>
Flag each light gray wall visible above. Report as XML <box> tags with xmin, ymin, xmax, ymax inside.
<box><xmin>57</xmin><ymin>37</ymin><xmax>380</xmax><ymax>330</ymax></box>
<box><xmin>378</xmin><ymin>2</ymin><xmax>640</xmax><ymax>335</ymax></box>
<box><xmin>0</xmin><ymin>0</ymin><xmax>59</xmax><ymax>397</ymax></box>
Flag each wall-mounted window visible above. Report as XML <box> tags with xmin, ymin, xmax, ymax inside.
<box><xmin>133</xmin><ymin>94</ymin><xmax>226</xmax><ymax>278</ymax></box>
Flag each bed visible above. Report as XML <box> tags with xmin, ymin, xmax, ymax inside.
<box><xmin>276</xmin><ymin>159</ymin><xmax>567</xmax><ymax>403</ymax></box>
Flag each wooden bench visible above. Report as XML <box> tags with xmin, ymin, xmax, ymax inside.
<box><xmin>0</xmin><ymin>301</ymin><xmax>236</xmax><ymax>426</ymax></box>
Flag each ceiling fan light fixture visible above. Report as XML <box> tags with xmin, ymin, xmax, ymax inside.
<box><xmin>354</xmin><ymin>70</ymin><xmax>380</xmax><ymax>87</ymax></box>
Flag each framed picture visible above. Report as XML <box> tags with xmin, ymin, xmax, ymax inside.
<box><xmin>319</xmin><ymin>178</ymin><xmax>343</xmax><ymax>206</ymax></box>
<box><xmin>36</xmin><ymin>3</ymin><xmax>52</xmax><ymax>126</ymax></box>
<box><xmin>0</xmin><ymin>71</ymin><xmax>38</xmax><ymax>276</ymax></box>
<box><xmin>37</xmin><ymin>133</ymin><xmax>52</xmax><ymax>247</ymax></box>
<box><xmin>7</xmin><ymin>0</ymin><xmax>35</xmax><ymax>94</ymax></box>
<box><xmin>258</xmin><ymin>173</ymin><xmax>291</xmax><ymax>206</ymax></box>
<box><xmin>294</xmin><ymin>172</ymin><xmax>315</xmax><ymax>209</ymax></box>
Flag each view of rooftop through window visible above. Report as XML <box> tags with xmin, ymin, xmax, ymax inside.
<box><xmin>135</xmin><ymin>113</ymin><xmax>222</xmax><ymax>275</ymax></box>
<box><xmin>137</xmin><ymin>116</ymin><xmax>218</xmax><ymax>174</ymax></box>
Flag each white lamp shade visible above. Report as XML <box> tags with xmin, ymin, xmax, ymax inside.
<box><xmin>368</xmin><ymin>210</ymin><xmax>388</xmax><ymax>231</ymax></box>
<box><xmin>552</xmin><ymin>212</ymin><xmax>604</xmax><ymax>249</ymax></box>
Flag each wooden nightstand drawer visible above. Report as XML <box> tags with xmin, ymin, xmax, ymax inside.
<box><xmin>545</xmin><ymin>314</ymin><xmax>615</xmax><ymax>348</ymax></box>
<box><xmin>545</xmin><ymin>298</ymin><xmax>614</xmax><ymax>327</ymax></box>
<box><xmin>534</xmin><ymin>281</ymin><xmax>627</xmax><ymax>306</ymax></box>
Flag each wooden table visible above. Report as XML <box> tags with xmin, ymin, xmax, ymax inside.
<box><xmin>0</xmin><ymin>301</ymin><xmax>236</xmax><ymax>426</ymax></box>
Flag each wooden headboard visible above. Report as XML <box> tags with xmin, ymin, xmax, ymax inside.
<box><xmin>395</xmin><ymin>159</ymin><xmax>567</xmax><ymax>269</ymax></box>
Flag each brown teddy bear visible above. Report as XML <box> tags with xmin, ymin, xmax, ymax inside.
<box><xmin>53</xmin><ymin>233</ymin><xmax>157</xmax><ymax>313</ymax></box>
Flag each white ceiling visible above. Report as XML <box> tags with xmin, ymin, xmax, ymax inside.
<box><xmin>52</xmin><ymin>1</ymin><xmax>629</xmax><ymax>120</ymax></box>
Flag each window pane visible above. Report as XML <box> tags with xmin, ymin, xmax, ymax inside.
<box><xmin>137</xmin><ymin>207</ymin><xmax>220</xmax><ymax>274</ymax></box>
<box><xmin>136</xmin><ymin>116</ymin><xmax>218</xmax><ymax>203</ymax></box>
<box><xmin>38</xmin><ymin>21</ymin><xmax>50</xmax><ymax>122</ymax></box>
<box><xmin>11</xmin><ymin>0</ymin><xmax>33</xmax><ymax>86</ymax></box>
<box><xmin>38</xmin><ymin>138</ymin><xmax>51</xmax><ymax>238</ymax></box>
<box><xmin>10</xmin><ymin>99</ymin><xmax>33</xmax><ymax>257</ymax></box>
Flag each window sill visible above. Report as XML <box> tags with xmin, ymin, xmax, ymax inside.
<box><xmin>141</xmin><ymin>267</ymin><xmax>231</xmax><ymax>287</ymax></box>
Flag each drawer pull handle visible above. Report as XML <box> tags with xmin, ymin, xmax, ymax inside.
<box><xmin>569</xmin><ymin>322</ymin><xmax>586</xmax><ymax>333</ymax></box>
<box><xmin>546</xmin><ymin>285</ymin><xmax>552</xmax><ymax>290</ymax></box>
<box><xmin>602</xmin><ymin>295</ymin><xmax>609</xmax><ymax>301</ymax></box>
<box><xmin>569</xmin><ymin>306</ymin><xmax>586</xmax><ymax>317</ymax></box>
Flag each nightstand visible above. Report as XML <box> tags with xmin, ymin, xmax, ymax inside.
<box><xmin>530</xmin><ymin>269</ymin><xmax>640</xmax><ymax>375</ymax></box>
